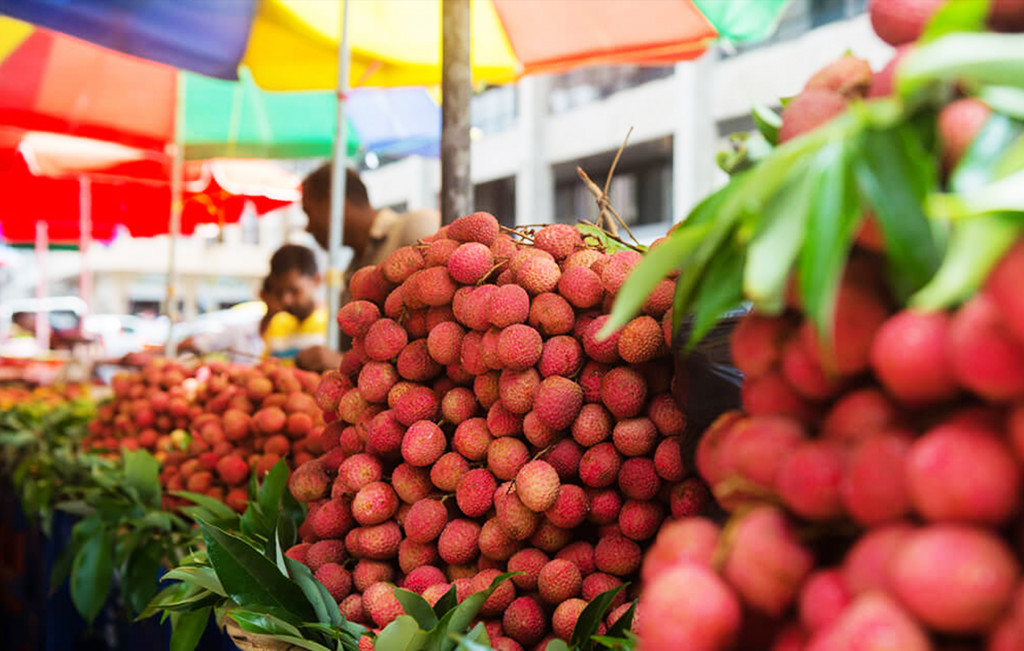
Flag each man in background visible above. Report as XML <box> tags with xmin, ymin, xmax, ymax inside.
<box><xmin>294</xmin><ymin>165</ymin><xmax>440</xmax><ymax>371</ymax></box>
<box><xmin>262</xmin><ymin>244</ymin><xmax>328</xmax><ymax>361</ymax></box>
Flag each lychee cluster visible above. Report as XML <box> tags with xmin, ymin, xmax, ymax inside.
<box><xmin>288</xmin><ymin>212</ymin><xmax>697</xmax><ymax>648</ymax></box>
<box><xmin>637</xmin><ymin>22</ymin><xmax>1024</xmax><ymax>651</ymax></box>
<box><xmin>85</xmin><ymin>357</ymin><xmax>326</xmax><ymax>511</ymax></box>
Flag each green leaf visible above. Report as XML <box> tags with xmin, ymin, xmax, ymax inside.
<box><xmin>752</xmin><ymin>102</ymin><xmax>782</xmax><ymax>146</ymax></box>
<box><xmin>123</xmin><ymin>541</ymin><xmax>165</xmax><ymax>616</ymax></box>
<box><xmin>284</xmin><ymin>557</ymin><xmax>342</xmax><ymax>628</ymax></box>
<box><xmin>395</xmin><ymin>588</ymin><xmax>438</xmax><ymax>630</ymax></box>
<box><xmin>797</xmin><ymin>141</ymin><xmax>860</xmax><ymax>347</ymax></box>
<box><xmin>911</xmin><ymin>213</ymin><xmax>1023</xmax><ymax>309</ymax></box>
<box><xmin>259</xmin><ymin>460</ymin><xmax>291</xmax><ymax>520</ymax></box>
<box><xmin>199</xmin><ymin>521</ymin><xmax>316</xmax><ymax>623</ymax></box>
<box><xmin>163</xmin><ymin>566</ymin><xmax>227</xmax><ymax>597</ymax></box>
<box><xmin>442</xmin><ymin>572</ymin><xmax>519</xmax><ymax>650</ymax></box>
<box><xmin>123</xmin><ymin>448</ymin><xmax>162</xmax><ymax>507</ymax></box>
<box><xmin>951</xmin><ymin>113</ymin><xmax>1024</xmax><ymax>192</ymax></box>
<box><xmin>241</xmin><ymin>502</ymin><xmax>272</xmax><ymax>544</ymax></box>
<box><xmin>855</xmin><ymin>125</ymin><xmax>942</xmax><ymax>300</ymax></box>
<box><xmin>927</xmin><ymin>167</ymin><xmax>1024</xmax><ymax>218</ymax></box>
<box><xmin>50</xmin><ymin>535</ymin><xmax>80</xmax><ymax>592</ymax></box>
<box><xmin>744</xmin><ymin>166</ymin><xmax>813</xmax><ymax>311</ymax></box>
<box><xmin>571</xmin><ymin>584</ymin><xmax>629</xmax><ymax>651</ymax></box>
<box><xmin>979</xmin><ymin>86</ymin><xmax>1024</xmax><ymax>120</ymax></box>
<box><xmin>605</xmin><ymin>600</ymin><xmax>637</xmax><ymax>639</ymax></box>
<box><xmin>601</xmin><ymin>221</ymin><xmax>709</xmax><ymax>337</ymax></box>
<box><xmin>70</xmin><ymin>526</ymin><xmax>115</xmax><ymax>623</ymax></box>
<box><xmin>686</xmin><ymin>245</ymin><xmax>745</xmax><ymax>349</ymax></box>
<box><xmin>545</xmin><ymin>640</ymin><xmax>571</xmax><ymax>651</ymax></box>
<box><xmin>898</xmin><ymin>33</ymin><xmax>1024</xmax><ymax>98</ymax></box>
<box><xmin>169</xmin><ymin>606</ymin><xmax>211</xmax><ymax>651</ymax></box>
<box><xmin>432</xmin><ymin>584</ymin><xmax>458</xmax><ymax>618</ymax></box>
<box><xmin>374</xmin><ymin>615</ymin><xmax>426</xmax><ymax>651</ymax></box>
<box><xmin>920</xmin><ymin>0</ymin><xmax>989</xmax><ymax>43</ymax></box>
<box><xmin>229</xmin><ymin>609</ymin><xmax>304</xmax><ymax>637</ymax></box>
<box><xmin>174</xmin><ymin>491</ymin><xmax>238</xmax><ymax>520</ymax></box>
<box><xmin>137</xmin><ymin>581</ymin><xmax>199</xmax><ymax>620</ymax></box>
<box><xmin>452</xmin><ymin>621</ymin><xmax>492</xmax><ymax>650</ymax></box>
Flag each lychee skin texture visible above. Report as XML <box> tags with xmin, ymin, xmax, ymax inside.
<box><xmin>402</xmin><ymin>566</ymin><xmax>447</xmax><ymax>595</ymax></box>
<box><xmin>359</xmin><ymin>521</ymin><xmax>403</xmax><ymax>560</ymax></box>
<box><xmin>311</xmin><ymin>498</ymin><xmax>355</xmax><ymax>539</ymax></box>
<box><xmin>618</xmin><ymin>316</ymin><xmax>665</xmax><ymax>364</ymax></box>
<box><xmin>558</xmin><ymin>266</ymin><xmax>604</xmax><ymax>308</ymax></box>
<box><xmin>448</xmin><ymin>242</ymin><xmax>494</xmax><ymax>284</ymax></box>
<box><xmin>538</xmin><ymin>336</ymin><xmax>584</xmax><ymax>379</ymax></box>
<box><xmin>437</xmin><ymin>519</ymin><xmax>482</xmax><ymax>565</ymax></box>
<box><xmin>617</xmin><ymin>457</ymin><xmax>661</xmax><ymax>501</ymax></box>
<box><xmin>516</xmin><ymin>255</ymin><xmax>561</xmax><ymax>295</ymax></box>
<box><xmin>949</xmin><ymin>294</ymin><xmax>1024</xmax><ymax>402</ymax></box>
<box><xmin>363</xmin><ymin>581</ymin><xmax>405</xmax><ymax>628</ymax></box>
<box><xmin>552</xmin><ymin>598</ymin><xmax>587</xmax><ymax>641</ymax></box>
<box><xmin>498</xmin><ymin>368</ymin><xmax>541</xmax><ymax>415</ymax></box>
<box><xmin>404</xmin><ymin>499</ymin><xmax>448</xmax><ymax>543</ymax></box>
<box><xmin>534</xmin><ymin>224</ymin><xmax>583</xmax><ymax>259</ymax></box>
<box><xmin>337</xmin><ymin>300</ymin><xmax>381</xmax><ymax>338</ymax></box>
<box><xmin>496</xmin><ymin>491</ymin><xmax>541</xmax><ymax>541</ymax></box>
<box><xmin>600</xmin><ymin>367</ymin><xmax>647</xmax><ymax>419</ymax></box>
<box><xmin>612</xmin><ymin>417</ymin><xmax>658</xmax><ymax>457</ymax></box>
<box><xmin>579</xmin><ymin>442</ymin><xmax>623</xmax><ymax>489</ymax></box>
<box><xmin>427</xmin><ymin>321</ymin><xmax>465</xmax><ymax>366</ymax></box>
<box><xmin>537</xmin><ymin>558</ymin><xmax>583</xmax><ymax>604</ymax></box>
<box><xmin>289</xmin><ymin>460</ymin><xmax>330</xmax><ymax>502</ymax></box>
<box><xmin>641</xmin><ymin>517</ymin><xmax>720</xmax><ymax>583</ymax></box>
<box><xmin>779</xmin><ymin>90</ymin><xmax>848</xmax><ymax>143</ymax></box>
<box><xmin>305</xmin><ymin>540</ymin><xmax>347</xmax><ymax>572</ymax></box>
<box><xmin>497</xmin><ymin>324</ymin><xmax>543</xmax><ymax>371</ymax></box>
<box><xmin>487</xmin><ymin>437</ymin><xmax>530</xmax><ymax>481</ymax></box>
<box><xmin>364</xmin><ymin>319</ymin><xmax>409</xmax><ymax>362</ymax></box>
<box><xmin>455</xmin><ymin>468</ymin><xmax>498</xmax><ymax>518</ymax></box>
<box><xmin>503</xmin><ymin>596</ymin><xmax>548</xmax><ymax>647</ymax></box>
<box><xmin>840</xmin><ymin>430</ymin><xmax>913</xmax><ymax>526</ymax></box>
<box><xmin>507</xmin><ymin>548</ymin><xmax>550</xmax><ymax>592</ymax></box>
<box><xmin>582</xmin><ymin>315</ymin><xmax>621</xmax><ymax>364</ymax></box>
<box><xmin>529</xmin><ymin>293</ymin><xmax>575</xmax><ymax>336</ymax></box>
<box><xmin>890</xmin><ymin>525</ymin><xmax>1019</xmax><ymax>634</ymax></box>
<box><xmin>870</xmin><ymin>0</ymin><xmax>945</xmax><ymax>46</ymax></box>
<box><xmin>533</xmin><ymin>376</ymin><xmax>584</xmax><ymax>431</ymax></box>
<box><xmin>401</xmin><ymin>420</ymin><xmax>446</xmax><ymax>467</ymax></box>
<box><xmin>905</xmin><ymin>420</ymin><xmax>1021</xmax><ymax>525</ymax></box>
<box><xmin>545</xmin><ymin>484</ymin><xmax>589</xmax><ymax>529</ymax></box>
<box><xmin>431</xmin><ymin>452</ymin><xmax>470</xmax><ymax>492</ymax></box>
<box><xmin>594</xmin><ymin>534</ymin><xmax>642</xmax><ymax>577</ymax></box>
<box><xmin>988</xmin><ymin>240</ymin><xmax>1024</xmax><ymax>346</ymax></box>
<box><xmin>352</xmin><ymin>482</ymin><xmax>399</xmax><ymax>526</ymax></box>
<box><xmin>315</xmin><ymin>563</ymin><xmax>352</xmax><ymax>602</ymax></box>
<box><xmin>731</xmin><ymin>313</ymin><xmax>790</xmax><ymax>378</ymax></box>
<box><xmin>490</xmin><ymin>284</ymin><xmax>531</xmax><ymax>329</ymax></box>
<box><xmin>515</xmin><ymin>460</ymin><xmax>561</xmax><ymax>512</ymax></box>
<box><xmin>638</xmin><ymin>562</ymin><xmax>741</xmax><ymax>651</ymax></box>
<box><xmin>601</xmin><ymin>250</ymin><xmax>642</xmax><ymax>294</ymax></box>
<box><xmin>572</xmin><ymin>403</ymin><xmax>613</xmax><ymax>447</ymax></box>
<box><xmin>449</xmin><ymin>211</ymin><xmax>500</xmax><ymax>246</ymax></box>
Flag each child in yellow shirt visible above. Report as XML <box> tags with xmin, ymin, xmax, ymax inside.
<box><xmin>261</xmin><ymin>245</ymin><xmax>328</xmax><ymax>361</ymax></box>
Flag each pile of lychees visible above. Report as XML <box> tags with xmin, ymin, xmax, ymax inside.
<box><xmin>286</xmin><ymin>212</ymin><xmax>698</xmax><ymax>649</ymax></box>
<box><xmin>85</xmin><ymin>357</ymin><xmax>325</xmax><ymax>511</ymax></box>
<box><xmin>634</xmin><ymin>1</ymin><xmax>1024</xmax><ymax>649</ymax></box>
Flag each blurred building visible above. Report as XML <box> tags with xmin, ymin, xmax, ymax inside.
<box><xmin>362</xmin><ymin>0</ymin><xmax>887</xmax><ymax>245</ymax></box>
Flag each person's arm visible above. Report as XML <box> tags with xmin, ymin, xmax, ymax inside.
<box><xmin>295</xmin><ymin>345</ymin><xmax>343</xmax><ymax>372</ymax></box>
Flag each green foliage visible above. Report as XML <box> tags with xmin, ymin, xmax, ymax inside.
<box><xmin>609</xmin><ymin>29</ymin><xmax>1024</xmax><ymax>349</ymax></box>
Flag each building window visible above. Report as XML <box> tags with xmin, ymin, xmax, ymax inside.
<box><xmin>553</xmin><ymin>147</ymin><xmax>673</xmax><ymax>228</ymax></box>
<box><xmin>473</xmin><ymin>178</ymin><xmax>516</xmax><ymax>227</ymax></box>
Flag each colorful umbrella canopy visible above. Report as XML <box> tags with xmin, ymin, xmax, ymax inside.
<box><xmin>0</xmin><ymin>16</ymin><xmax>360</xmax><ymax>157</ymax></box>
<box><xmin>0</xmin><ymin>130</ymin><xmax>300</xmax><ymax>244</ymax></box>
<box><xmin>1</xmin><ymin>0</ymin><xmax>720</xmax><ymax>90</ymax></box>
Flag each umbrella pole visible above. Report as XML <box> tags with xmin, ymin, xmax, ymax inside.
<box><xmin>441</xmin><ymin>0</ymin><xmax>471</xmax><ymax>224</ymax></box>
<box><xmin>326</xmin><ymin>0</ymin><xmax>352</xmax><ymax>351</ymax></box>
<box><xmin>166</xmin><ymin>70</ymin><xmax>186</xmax><ymax>356</ymax></box>
<box><xmin>78</xmin><ymin>176</ymin><xmax>92</xmax><ymax>316</ymax></box>
<box><xmin>35</xmin><ymin>221</ymin><xmax>50</xmax><ymax>352</ymax></box>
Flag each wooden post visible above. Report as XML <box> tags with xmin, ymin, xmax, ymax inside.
<box><xmin>326</xmin><ymin>0</ymin><xmax>353</xmax><ymax>351</ymax></box>
<box><xmin>441</xmin><ymin>0</ymin><xmax>472</xmax><ymax>224</ymax></box>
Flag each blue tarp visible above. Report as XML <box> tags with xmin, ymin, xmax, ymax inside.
<box><xmin>0</xmin><ymin>0</ymin><xmax>256</xmax><ymax>79</ymax></box>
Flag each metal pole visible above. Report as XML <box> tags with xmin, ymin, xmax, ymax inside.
<box><xmin>35</xmin><ymin>221</ymin><xmax>50</xmax><ymax>352</ymax></box>
<box><xmin>326</xmin><ymin>0</ymin><xmax>352</xmax><ymax>351</ymax></box>
<box><xmin>441</xmin><ymin>0</ymin><xmax>472</xmax><ymax>224</ymax></box>
<box><xmin>166</xmin><ymin>70</ymin><xmax>185</xmax><ymax>356</ymax></box>
<box><xmin>78</xmin><ymin>175</ymin><xmax>92</xmax><ymax>316</ymax></box>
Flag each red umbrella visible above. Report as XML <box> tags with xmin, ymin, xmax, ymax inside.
<box><xmin>0</xmin><ymin>130</ymin><xmax>300</xmax><ymax>244</ymax></box>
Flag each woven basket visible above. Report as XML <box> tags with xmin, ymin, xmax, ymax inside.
<box><xmin>223</xmin><ymin>621</ymin><xmax>301</xmax><ymax>651</ymax></box>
